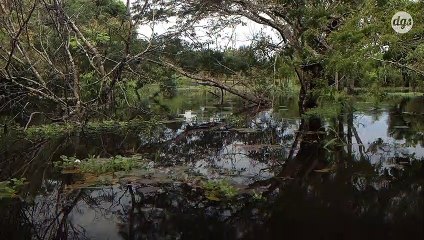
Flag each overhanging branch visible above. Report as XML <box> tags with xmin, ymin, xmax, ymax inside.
<box><xmin>370</xmin><ymin>57</ymin><xmax>424</xmax><ymax>77</ymax></box>
<box><xmin>151</xmin><ymin>59</ymin><xmax>270</xmax><ymax>105</ymax></box>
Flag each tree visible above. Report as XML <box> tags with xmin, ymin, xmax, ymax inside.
<box><xmin>327</xmin><ymin>0</ymin><xmax>424</xmax><ymax>92</ymax></box>
<box><xmin>170</xmin><ymin>0</ymin><xmax>367</xmax><ymax>112</ymax></box>
<box><xmin>0</xmin><ymin>0</ymin><xmax>174</xmax><ymax>121</ymax></box>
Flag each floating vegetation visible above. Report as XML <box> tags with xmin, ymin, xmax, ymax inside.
<box><xmin>252</xmin><ymin>190</ymin><xmax>265</xmax><ymax>201</ymax></box>
<box><xmin>56</xmin><ymin>155</ymin><xmax>145</xmax><ymax>174</ymax></box>
<box><xmin>201</xmin><ymin>180</ymin><xmax>238</xmax><ymax>201</ymax></box>
<box><xmin>25</xmin><ymin>123</ymin><xmax>76</xmax><ymax>139</ymax></box>
<box><xmin>83</xmin><ymin>119</ymin><xmax>162</xmax><ymax>134</ymax></box>
<box><xmin>226</xmin><ymin>114</ymin><xmax>246</xmax><ymax>127</ymax></box>
<box><xmin>0</xmin><ymin>178</ymin><xmax>26</xmax><ymax>199</ymax></box>
<box><xmin>53</xmin><ymin>155</ymin><xmax>149</xmax><ymax>190</ymax></box>
<box><xmin>303</xmin><ymin>104</ymin><xmax>342</xmax><ymax>119</ymax></box>
<box><xmin>233</xmin><ymin>128</ymin><xmax>260</xmax><ymax>133</ymax></box>
<box><xmin>6</xmin><ymin>119</ymin><xmax>166</xmax><ymax>141</ymax></box>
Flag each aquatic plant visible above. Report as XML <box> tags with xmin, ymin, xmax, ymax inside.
<box><xmin>252</xmin><ymin>190</ymin><xmax>264</xmax><ymax>201</ymax></box>
<box><xmin>5</xmin><ymin>118</ymin><xmax>166</xmax><ymax>143</ymax></box>
<box><xmin>201</xmin><ymin>180</ymin><xmax>238</xmax><ymax>201</ymax></box>
<box><xmin>56</xmin><ymin>155</ymin><xmax>144</xmax><ymax>174</ymax></box>
<box><xmin>227</xmin><ymin>114</ymin><xmax>247</xmax><ymax>128</ymax></box>
<box><xmin>25</xmin><ymin>123</ymin><xmax>76</xmax><ymax>139</ymax></box>
<box><xmin>303</xmin><ymin>104</ymin><xmax>342</xmax><ymax>119</ymax></box>
<box><xmin>0</xmin><ymin>178</ymin><xmax>26</xmax><ymax>199</ymax></box>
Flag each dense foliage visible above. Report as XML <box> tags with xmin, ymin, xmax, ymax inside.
<box><xmin>0</xmin><ymin>0</ymin><xmax>423</xmax><ymax>124</ymax></box>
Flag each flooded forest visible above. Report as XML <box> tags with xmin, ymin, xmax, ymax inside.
<box><xmin>0</xmin><ymin>0</ymin><xmax>423</xmax><ymax>239</ymax></box>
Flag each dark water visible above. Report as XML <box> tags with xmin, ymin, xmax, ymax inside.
<box><xmin>0</xmin><ymin>90</ymin><xmax>423</xmax><ymax>240</ymax></box>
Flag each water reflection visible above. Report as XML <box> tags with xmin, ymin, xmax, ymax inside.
<box><xmin>0</xmin><ymin>95</ymin><xmax>423</xmax><ymax>239</ymax></box>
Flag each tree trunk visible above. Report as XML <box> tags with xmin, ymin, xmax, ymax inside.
<box><xmin>220</xmin><ymin>88</ymin><xmax>224</xmax><ymax>105</ymax></box>
<box><xmin>347</xmin><ymin>78</ymin><xmax>355</xmax><ymax>94</ymax></box>
<box><xmin>335</xmin><ymin>71</ymin><xmax>339</xmax><ymax>91</ymax></box>
<box><xmin>296</xmin><ymin>63</ymin><xmax>323</xmax><ymax>113</ymax></box>
<box><xmin>347</xmin><ymin>108</ymin><xmax>353</xmax><ymax>158</ymax></box>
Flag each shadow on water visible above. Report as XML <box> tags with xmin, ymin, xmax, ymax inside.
<box><xmin>0</xmin><ymin>92</ymin><xmax>423</xmax><ymax>239</ymax></box>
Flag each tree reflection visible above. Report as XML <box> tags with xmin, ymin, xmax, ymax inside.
<box><xmin>0</xmin><ymin>98</ymin><xmax>423</xmax><ymax>239</ymax></box>
<box><xmin>388</xmin><ymin>97</ymin><xmax>424</xmax><ymax>147</ymax></box>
